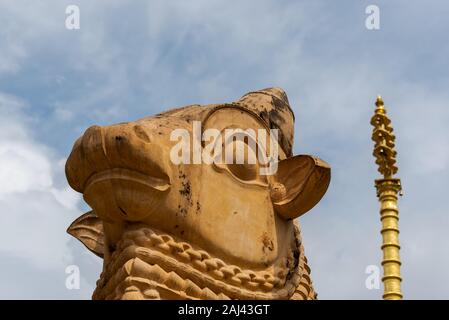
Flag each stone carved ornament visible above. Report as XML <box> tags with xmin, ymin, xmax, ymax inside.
<box><xmin>65</xmin><ymin>87</ymin><xmax>331</xmax><ymax>300</ymax></box>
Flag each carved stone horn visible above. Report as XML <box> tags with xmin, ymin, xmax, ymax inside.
<box><xmin>270</xmin><ymin>155</ymin><xmax>331</xmax><ymax>220</ymax></box>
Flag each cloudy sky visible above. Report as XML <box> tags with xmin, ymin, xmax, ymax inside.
<box><xmin>0</xmin><ymin>0</ymin><xmax>448</xmax><ymax>299</ymax></box>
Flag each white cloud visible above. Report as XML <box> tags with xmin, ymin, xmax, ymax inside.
<box><xmin>0</xmin><ymin>91</ymin><xmax>102</xmax><ymax>299</ymax></box>
<box><xmin>0</xmin><ymin>140</ymin><xmax>52</xmax><ymax>195</ymax></box>
<box><xmin>0</xmin><ymin>92</ymin><xmax>87</xmax><ymax>276</ymax></box>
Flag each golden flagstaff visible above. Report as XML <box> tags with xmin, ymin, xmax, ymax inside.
<box><xmin>371</xmin><ymin>96</ymin><xmax>403</xmax><ymax>300</ymax></box>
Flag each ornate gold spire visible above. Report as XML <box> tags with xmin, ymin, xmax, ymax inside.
<box><xmin>371</xmin><ymin>96</ymin><xmax>403</xmax><ymax>300</ymax></box>
<box><xmin>371</xmin><ymin>96</ymin><xmax>398</xmax><ymax>179</ymax></box>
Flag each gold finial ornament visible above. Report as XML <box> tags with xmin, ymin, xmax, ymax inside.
<box><xmin>371</xmin><ymin>96</ymin><xmax>403</xmax><ymax>300</ymax></box>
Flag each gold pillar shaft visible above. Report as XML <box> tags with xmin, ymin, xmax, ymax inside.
<box><xmin>371</xmin><ymin>96</ymin><xmax>403</xmax><ymax>300</ymax></box>
<box><xmin>375</xmin><ymin>178</ymin><xmax>402</xmax><ymax>300</ymax></box>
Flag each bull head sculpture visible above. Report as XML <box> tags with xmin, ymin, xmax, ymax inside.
<box><xmin>66</xmin><ymin>87</ymin><xmax>330</xmax><ymax>299</ymax></box>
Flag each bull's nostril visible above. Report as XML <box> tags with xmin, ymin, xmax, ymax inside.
<box><xmin>82</xmin><ymin>125</ymin><xmax>108</xmax><ymax>161</ymax></box>
<box><xmin>133</xmin><ymin>125</ymin><xmax>151</xmax><ymax>143</ymax></box>
<box><xmin>118</xmin><ymin>206</ymin><xmax>127</xmax><ymax>216</ymax></box>
<box><xmin>84</xmin><ymin>125</ymin><xmax>103</xmax><ymax>143</ymax></box>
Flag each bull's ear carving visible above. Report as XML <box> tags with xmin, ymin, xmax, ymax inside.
<box><xmin>271</xmin><ymin>155</ymin><xmax>330</xmax><ymax>220</ymax></box>
<box><xmin>67</xmin><ymin>211</ymin><xmax>104</xmax><ymax>258</ymax></box>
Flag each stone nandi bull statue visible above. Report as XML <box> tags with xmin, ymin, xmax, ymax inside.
<box><xmin>65</xmin><ymin>87</ymin><xmax>330</xmax><ymax>300</ymax></box>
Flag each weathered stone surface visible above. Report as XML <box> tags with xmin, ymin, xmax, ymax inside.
<box><xmin>65</xmin><ymin>87</ymin><xmax>330</xmax><ymax>300</ymax></box>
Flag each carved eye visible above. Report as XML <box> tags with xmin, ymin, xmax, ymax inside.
<box><xmin>222</xmin><ymin>139</ymin><xmax>259</xmax><ymax>182</ymax></box>
<box><xmin>227</xmin><ymin>141</ymin><xmax>259</xmax><ymax>181</ymax></box>
<box><xmin>210</xmin><ymin>129</ymin><xmax>269</xmax><ymax>186</ymax></box>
